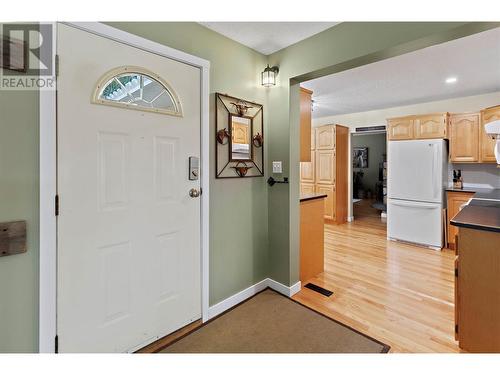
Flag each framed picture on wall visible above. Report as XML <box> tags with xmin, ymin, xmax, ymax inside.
<box><xmin>353</xmin><ymin>147</ymin><xmax>368</xmax><ymax>168</ymax></box>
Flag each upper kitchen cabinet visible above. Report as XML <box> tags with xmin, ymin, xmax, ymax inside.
<box><xmin>387</xmin><ymin>113</ymin><xmax>448</xmax><ymax>140</ymax></box>
<box><xmin>387</xmin><ymin>116</ymin><xmax>414</xmax><ymax>140</ymax></box>
<box><xmin>414</xmin><ymin>113</ymin><xmax>448</xmax><ymax>139</ymax></box>
<box><xmin>300</xmin><ymin>87</ymin><xmax>313</xmax><ymax>162</ymax></box>
<box><xmin>449</xmin><ymin>113</ymin><xmax>480</xmax><ymax>163</ymax></box>
<box><xmin>316</xmin><ymin>124</ymin><xmax>336</xmax><ymax>149</ymax></box>
<box><xmin>480</xmin><ymin>105</ymin><xmax>500</xmax><ymax>163</ymax></box>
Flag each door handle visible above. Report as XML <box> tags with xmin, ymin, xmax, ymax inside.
<box><xmin>391</xmin><ymin>201</ymin><xmax>437</xmax><ymax>209</ymax></box>
<box><xmin>189</xmin><ymin>188</ymin><xmax>201</xmax><ymax>198</ymax></box>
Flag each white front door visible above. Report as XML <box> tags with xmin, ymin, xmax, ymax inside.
<box><xmin>56</xmin><ymin>24</ymin><xmax>201</xmax><ymax>352</ymax></box>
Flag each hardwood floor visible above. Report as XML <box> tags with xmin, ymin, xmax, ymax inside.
<box><xmin>293</xmin><ymin>215</ymin><xmax>460</xmax><ymax>353</ymax></box>
<box><xmin>353</xmin><ymin>198</ymin><xmax>380</xmax><ymax>219</ymax></box>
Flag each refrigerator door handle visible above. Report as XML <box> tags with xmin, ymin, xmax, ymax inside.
<box><xmin>390</xmin><ymin>200</ymin><xmax>438</xmax><ymax>209</ymax></box>
<box><xmin>431</xmin><ymin>143</ymin><xmax>439</xmax><ymax>200</ymax></box>
<box><xmin>428</xmin><ymin>142</ymin><xmax>438</xmax><ymax>200</ymax></box>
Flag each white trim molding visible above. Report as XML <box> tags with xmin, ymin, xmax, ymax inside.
<box><xmin>207</xmin><ymin>279</ymin><xmax>269</xmax><ymax>320</ymax></box>
<box><xmin>38</xmin><ymin>22</ymin><xmax>57</xmax><ymax>352</ymax></box>
<box><xmin>207</xmin><ymin>279</ymin><xmax>302</xmax><ymax>320</ymax></box>
<box><xmin>267</xmin><ymin>279</ymin><xmax>302</xmax><ymax>297</ymax></box>
<box><xmin>39</xmin><ymin>22</ymin><xmax>210</xmax><ymax>353</ymax></box>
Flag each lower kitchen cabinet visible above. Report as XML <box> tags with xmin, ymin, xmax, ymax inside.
<box><xmin>447</xmin><ymin>191</ymin><xmax>474</xmax><ymax>249</ymax></box>
<box><xmin>300</xmin><ymin>182</ymin><xmax>315</xmax><ymax>196</ymax></box>
<box><xmin>315</xmin><ymin>184</ymin><xmax>335</xmax><ymax>221</ymax></box>
<box><xmin>456</xmin><ymin>227</ymin><xmax>500</xmax><ymax>352</ymax></box>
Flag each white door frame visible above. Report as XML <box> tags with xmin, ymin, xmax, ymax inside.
<box><xmin>39</xmin><ymin>22</ymin><xmax>210</xmax><ymax>353</ymax></box>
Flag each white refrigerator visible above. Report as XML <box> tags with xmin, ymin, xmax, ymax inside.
<box><xmin>387</xmin><ymin>139</ymin><xmax>447</xmax><ymax>249</ymax></box>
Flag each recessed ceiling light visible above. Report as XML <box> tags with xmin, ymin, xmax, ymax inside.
<box><xmin>445</xmin><ymin>77</ymin><xmax>458</xmax><ymax>84</ymax></box>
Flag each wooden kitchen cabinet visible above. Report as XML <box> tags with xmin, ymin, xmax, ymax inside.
<box><xmin>454</xmin><ymin>254</ymin><xmax>460</xmax><ymax>341</ymax></box>
<box><xmin>300</xmin><ymin>150</ymin><xmax>315</xmax><ymax>183</ymax></box>
<box><xmin>387</xmin><ymin>113</ymin><xmax>448</xmax><ymax>140</ymax></box>
<box><xmin>387</xmin><ymin>106</ymin><xmax>498</xmax><ymax>163</ymax></box>
<box><xmin>300</xmin><ymin>124</ymin><xmax>348</xmax><ymax>223</ymax></box>
<box><xmin>315</xmin><ymin>184</ymin><xmax>335</xmax><ymax>220</ymax></box>
<box><xmin>300</xmin><ymin>182</ymin><xmax>315</xmax><ymax>196</ymax></box>
<box><xmin>300</xmin><ymin>196</ymin><xmax>325</xmax><ymax>283</ymax></box>
<box><xmin>447</xmin><ymin>191</ymin><xmax>474</xmax><ymax>249</ymax></box>
<box><xmin>387</xmin><ymin>116</ymin><xmax>414</xmax><ymax>140</ymax></box>
<box><xmin>480</xmin><ymin>105</ymin><xmax>500</xmax><ymax>163</ymax></box>
<box><xmin>414</xmin><ymin>113</ymin><xmax>448</xmax><ymax>139</ymax></box>
<box><xmin>449</xmin><ymin>113</ymin><xmax>480</xmax><ymax>162</ymax></box>
<box><xmin>456</xmin><ymin>227</ymin><xmax>500</xmax><ymax>352</ymax></box>
<box><xmin>300</xmin><ymin>87</ymin><xmax>313</xmax><ymax>162</ymax></box>
<box><xmin>315</xmin><ymin>149</ymin><xmax>335</xmax><ymax>185</ymax></box>
<box><xmin>316</xmin><ymin>124</ymin><xmax>336</xmax><ymax>149</ymax></box>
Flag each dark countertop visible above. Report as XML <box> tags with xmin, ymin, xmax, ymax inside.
<box><xmin>445</xmin><ymin>187</ymin><xmax>494</xmax><ymax>195</ymax></box>
<box><xmin>473</xmin><ymin>189</ymin><xmax>500</xmax><ymax>201</ymax></box>
<box><xmin>450</xmin><ymin>195</ymin><xmax>500</xmax><ymax>234</ymax></box>
<box><xmin>300</xmin><ymin>193</ymin><xmax>327</xmax><ymax>202</ymax></box>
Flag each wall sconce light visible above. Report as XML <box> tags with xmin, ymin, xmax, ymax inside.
<box><xmin>261</xmin><ymin>64</ymin><xmax>279</xmax><ymax>87</ymax></box>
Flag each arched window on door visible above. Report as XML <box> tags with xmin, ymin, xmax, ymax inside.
<box><xmin>93</xmin><ymin>66</ymin><xmax>183</xmax><ymax>116</ymax></box>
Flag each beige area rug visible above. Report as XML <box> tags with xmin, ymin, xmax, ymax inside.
<box><xmin>160</xmin><ymin>289</ymin><xmax>390</xmax><ymax>353</ymax></box>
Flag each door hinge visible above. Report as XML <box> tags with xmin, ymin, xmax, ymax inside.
<box><xmin>455</xmin><ymin>268</ymin><xmax>458</xmax><ymax>278</ymax></box>
<box><xmin>55</xmin><ymin>335</ymin><xmax>59</xmax><ymax>353</ymax></box>
<box><xmin>55</xmin><ymin>194</ymin><xmax>60</xmax><ymax>216</ymax></box>
<box><xmin>55</xmin><ymin>54</ymin><xmax>59</xmax><ymax>77</ymax></box>
<box><xmin>455</xmin><ymin>324</ymin><xmax>459</xmax><ymax>334</ymax></box>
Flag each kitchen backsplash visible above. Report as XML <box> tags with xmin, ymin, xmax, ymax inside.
<box><xmin>448</xmin><ymin>163</ymin><xmax>500</xmax><ymax>189</ymax></box>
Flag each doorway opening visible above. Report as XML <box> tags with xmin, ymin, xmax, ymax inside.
<box><xmin>294</xmin><ymin>26</ymin><xmax>500</xmax><ymax>352</ymax></box>
<box><xmin>351</xmin><ymin>131</ymin><xmax>387</xmax><ymax>222</ymax></box>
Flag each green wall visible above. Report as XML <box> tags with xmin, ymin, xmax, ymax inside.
<box><xmin>0</xmin><ymin>90</ymin><xmax>40</xmax><ymax>352</ymax></box>
<box><xmin>1</xmin><ymin>21</ymin><xmax>497</xmax><ymax>352</ymax></box>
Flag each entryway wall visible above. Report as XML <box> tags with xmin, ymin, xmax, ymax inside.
<box><xmin>0</xmin><ymin>21</ymin><xmax>271</xmax><ymax>353</ymax></box>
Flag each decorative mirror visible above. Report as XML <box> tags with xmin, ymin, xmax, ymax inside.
<box><xmin>216</xmin><ymin>93</ymin><xmax>264</xmax><ymax>178</ymax></box>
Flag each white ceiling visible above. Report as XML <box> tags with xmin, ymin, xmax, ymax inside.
<box><xmin>199</xmin><ymin>22</ymin><xmax>339</xmax><ymax>55</ymax></box>
<box><xmin>302</xmin><ymin>27</ymin><xmax>500</xmax><ymax>118</ymax></box>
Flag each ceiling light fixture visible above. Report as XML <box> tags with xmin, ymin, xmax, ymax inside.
<box><xmin>445</xmin><ymin>77</ymin><xmax>458</xmax><ymax>84</ymax></box>
<box><xmin>261</xmin><ymin>64</ymin><xmax>279</xmax><ymax>87</ymax></box>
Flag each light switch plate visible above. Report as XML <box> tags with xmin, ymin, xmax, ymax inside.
<box><xmin>272</xmin><ymin>161</ymin><xmax>283</xmax><ymax>174</ymax></box>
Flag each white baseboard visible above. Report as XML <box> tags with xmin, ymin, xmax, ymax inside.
<box><xmin>266</xmin><ymin>278</ymin><xmax>301</xmax><ymax>297</ymax></box>
<box><xmin>206</xmin><ymin>279</ymin><xmax>268</xmax><ymax>321</ymax></box>
<box><xmin>206</xmin><ymin>278</ymin><xmax>302</xmax><ymax>321</ymax></box>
